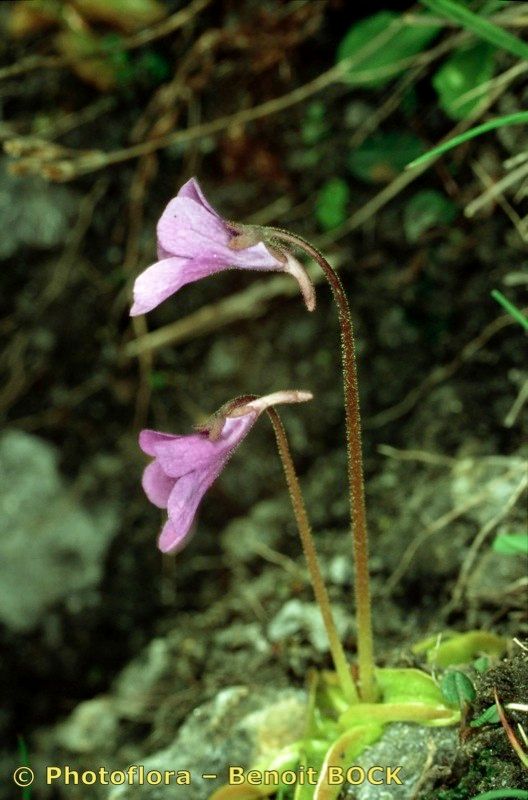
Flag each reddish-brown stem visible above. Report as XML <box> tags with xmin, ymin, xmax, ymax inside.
<box><xmin>268</xmin><ymin>228</ymin><xmax>377</xmax><ymax>703</ymax></box>
<box><xmin>266</xmin><ymin>407</ymin><xmax>359</xmax><ymax>704</ymax></box>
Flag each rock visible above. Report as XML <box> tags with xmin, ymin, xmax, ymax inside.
<box><xmin>0</xmin><ymin>159</ymin><xmax>77</xmax><ymax>259</ymax></box>
<box><xmin>341</xmin><ymin>722</ymin><xmax>458</xmax><ymax>799</ymax></box>
<box><xmin>101</xmin><ymin>683</ymin><xmax>457</xmax><ymax>800</ymax></box>
<box><xmin>450</xmin><ymin>455</ymin><xmax>527</xmax><ymax>525</ymax></box>
<box><xmin>466</xmin><ymin>548</ymin><xmax>527</xmax><ymax>604</ymax></box>
<box><xmin>268</xmin><ymin>599</ymin><xmax>351</xmax><ymax>653</ymax></box>
<box><xmin>55</xmin><ymin>697</ymin><xmax>119</xmax><ymax>754</ymax></box>
<box><xmin>0</xmin><ymin>430</ymin><xmax>117</xmax><ymax>631</ymax></box>
<box><xmin>108</xmin><ymin>686</ymin><xmax>307</xmax><ymax>800</ymax></box>
<box><xmin>113</xmin><ymin>638</ymin><xmax>172</xmax><ymax>718</ymax></box>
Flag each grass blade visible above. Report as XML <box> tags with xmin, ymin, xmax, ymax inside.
<box><xmin>491</xmin><ymin>290</ymin><xmax>528</xmax><ymax>332</ymax></box>
<box><xmin>406</xmin><ymin>111</ymin><xmax>528</xmax><ymax>168</ymax></box>
<box><xmin>470</xmin><ymin>791</ymin><xmax>528</xmax><ymax>800</ymax></box>
<box><xmin>421</xmin><ymin>0</ymin><xmax>528</xmax><ymax>60</ymax></box>
<box><xmin>17</xmin><ymin>737</ymin><xmax>32</xmax><ymax>800</ymax></box>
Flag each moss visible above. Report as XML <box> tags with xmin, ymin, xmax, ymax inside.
<box><xmin>427</xmin><ymin>748</ymin><xmax>498</xmax><ymax>800</ymax></box>
<box><xmin>426</xmin><ymin>654</ymin><xmax>528</xmax><ymax>799</ymax></box>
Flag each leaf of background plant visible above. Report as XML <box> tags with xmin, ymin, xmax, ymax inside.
<box><xmin>348</xmin><ymin>131</ymin><xmax>424</xmax><ymax>184</ymax></box>
<box><xmin>137</xmin><ymin>52</ymin><xmax>170</xmax><ymax>83</ymax></box>
<box><xmin>8</xmin><ymin>0</ymin><xmax>62</xmax><ymax>38</ymax></box>
<box><xmin>407</xmin><ymin>111</ymin><xmax>528</xmax><ymax>169</ymax></box>
<box><xmin>404</xmin><ymin>189</ymin><xmax>457</xmax><ymax>241</ymax></box>
<box><xmin>421</xmin><ymin>0</ymin><xmax>528</xmax><ymax>61</ymax></box>
<box><xmin>470</xmin><ymin>703</ymin><xmax>500</xmax><ymax>727</ymax></box>
<box><xmin>473</xmin><ymin>656</ymin><xmax>490</xmax><ymax>673</ymax></box>
<box><xmin>375</xmin><ymin>668</ymin><xmax>445</xmax><ymax>706</ymax></box>
<box><xmin>440</xmin><ymin>670</ymin><xmax>476</xmax><ymax>708</ymax></box>
<box><xmin>336</xmin><ymin>11</ymin><xmax>440</xmax><ymax>88</ymax></box>
<box><xmin>55</xmin><ymin>30</ymin><xmax>119</xmax><ymax>91</ymax></box>
<box><xmin>415</xmin><ymin>631</ymin><xmax>507</xmax><ymax>667</ymax></box>
<box><xmin>302</xmin><ymin>102</ymin><xmax>329</xmax><ymax>146</ymax></box>
<box><xmin>314</xmin><ymin>725</ymin><xmax>383</xmax><ymax>800</ymax></box>
<box><xmin>433</xmin><ymin>42</ymin><xmax>496</xmax><ymax>120</ymax></box>
<box><xmin>492</xmin><ymin>532</ymin><xmax>528</xmax><ymax>556</ymax></box>
<box><xmin>315</xmin><ymin>179</ymin><xmax>350</xmax><ymax>231</ymax></box>
<box><xmin>71</xmin><ymin>0</ymin><xmax>166</xmax><ymax>33</ymax></box>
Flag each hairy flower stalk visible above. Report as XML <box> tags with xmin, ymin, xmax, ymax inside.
<box><xmin>265</xmin><ymin>406</ymin><xmax>358</xmax><ymax>704</ymax></box>
<box><xmin>266</xmin><ymin>227</ymin><xmax>377</xmax><ymax>704</ymax></box>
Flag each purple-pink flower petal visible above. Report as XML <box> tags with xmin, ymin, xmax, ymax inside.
<box><xmin>139</xmin><ymin>392</ymin><xmax>312</xmax><ymax>554</ymax></box>
<box><xmin>156</xmin><ymin>196</ymin><xmax>281</xmax><ymax>269</ymax></box>
<box><xmin>158</xmin><ymin>518</ymin><xmax>194</xmax><ymax>554</ymax></box>
<box><xmin>131</xmin><ymin>256</ymin><xmax>225</xmax><ymax>316</ymax></box>
<box><xmin>159</xmin><ymin>415</ymin><xmax>254</xmax><ymax>475</ymax></box>
<box><xmin>130</xmin><ymin>177</ymin><xmax>314</xmax><ymax>316</ymax></box>
<box><xmin>164</xmin><ymin>468</ymin><xmax>217</xmax><ymax>545</ymax></box>
<box><xmin>139</xmin><ymin>429</ymin><xmax>179</xmax><ymax>457</ymax></box>
<box><xmin>154</xmin><ymin>432</ymin><xmax>227</xmax><ymax>478</ymax></box>
<box><xmin>142</xmin><ymin>460</ymin><xmax>175</xmax><ymax>508</ymax></box>
<box><xmin>177</xmin><ymin>177</ymin><xmax>220</xmax><ymax>217</ymax></box>
<box><xmin>156</xmin><ymin>195</ymin><xmax>228</xmax><ymax>258</ymax></box>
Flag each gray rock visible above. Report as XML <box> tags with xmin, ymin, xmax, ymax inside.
<box><xmin>0</xmin><ymin>430</ymin><xmax>117</xmax><ymax>631</ymax></box>
<box><xmin>102</xmin><ymin>684</ymin><xmax>457</xmax><ymax>800</ymax></box>
<box><xmin>268</xmin><ymin>599</ymin><xmax>351</xmax><ymax>653</ymax></box>
<box><xmin>108</xmin><ymin>687</ymin><xmax>307</xmax><ymax>800</ymax></box>
<box><xmin>113</xmin><ymin>638</ymin><xmax>172</xmax><ymax>718</ymax></box>
<box><xmin>54</xmin><ymin>697</ymin><xmax>119</xmax><ymax>754</ymax></box>
<box><xmin>0</xmin><ymin>158</ymin><xmax>77</xmax><ymax>259</ymax></box>
<box><xmin>341</xmin><ymin>722</ymin><xmax>458</xmax><ymax>799</ymax></box>
<box><xmin>450</xmin><ymin>456</ymin><xmax>527</xmax><ymax>525</ymax></box>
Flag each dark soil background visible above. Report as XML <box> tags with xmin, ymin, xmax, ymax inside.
<box><xmin>0</xmin><ymin>1</ymin><xmax>526</xmax><ymax>798</ymax></box>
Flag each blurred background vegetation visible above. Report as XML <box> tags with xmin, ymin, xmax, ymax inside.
<box><xmin>0</xmin><ymin>1</ymin><xmax>527</xmax><ymax>797</ymax></box>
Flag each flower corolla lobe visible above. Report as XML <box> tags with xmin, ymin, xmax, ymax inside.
<box><xmin>140</xmin><ymin>390</ymin><xmax>312</xmax><ymax>554</ymax></box>
<box><xmin>130</xmin><ymin>178</ymin><xmax>315</xmax><ymax>315</ymax></box>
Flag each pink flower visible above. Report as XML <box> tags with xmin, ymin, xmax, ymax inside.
<box><xmin>130</xmin><ymin>178</ymin><xmax>315</xmax><ymax>315</ymax></box>
<box><xmin>139</xmin><ymin>390</ymin><xmax>312</xmax><ymax>553</ymax></box>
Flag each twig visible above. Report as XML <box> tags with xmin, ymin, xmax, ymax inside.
<box><xmin>122</xmin><ymin>154</ymin><xmax>160</xmax><ymax>428</ymax></box>
<box><xmin>377</xmin><ymin>444</ymin><xmax>456</xmax><ymax>468</ymax></box>
<box><xmin>470</xmin><ymin>159</ymin><xmax>527</xmax><ymax>242</ymax></box>
<box><xmin>33</xmin><ymin>97</ymin><xmax>116</xmax><ymax>140</ymax></box>
<box><xmin>448</xmin><ymin>60</ymin><xmax>528</xmax><ymax>112</ymax></box>
<box><xmin>117</xmin><ymin>0</ymin><xmax>212</xmax><ymax>50</ymax></box>
<box><xmin>448</xmin><ymin>473</ymin><xmax>528</xmax><ymax>610</ymax></box>
<box><xmin>0</xmin><ymin>55</ymin><xmax>63</xmax><ymax>82</ymax></box>
<box><xmin>3</xmin><ymin>17</ymin><xmax>461</xmax><ymax>181</ymax></box>
<box><xmin>250</xmin><ymin>540</ymin><xmax>305</xmax><ymax>580</ymax></box>
<box><xmin>0</xmin><ymin>334</ymin><xmax>31</xmax><ymax>415</ymax></box>
<box><xmin>366</xmin><ymin>311</ymin><xmax>522</xmax><ymax>429</ymax></box>
<box><xmin>0</xmin><ymin>0</ymin><xmax>211</xmax><ymax>81</ymax></box>
<box><xmin>504</xmin><ymin>378</ymin><xmax>528</xmax><ymax>428</ymax></box>
<box><xmin>410</xmin><ymin>738</ymin><xmax>438</xmax><ymax>800</ymax></box>
<box><xmin>36</xmin><ymin>178</ymin><xmax>108</xmax><ymax>310</ymax></box>
<box><xmin>465</xmin><ymin>158</ymin><xmax>528</xmax><ymax>221</ymax></box>
<box><xmin>383</xmin><ymin>465</ymin><xmax>525</xmax><ymax>595</ymax></box>
<box><xmin>123</xmin><ymin>266</ymin><xmax>322</xmax><ymax>357</ymax></box>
